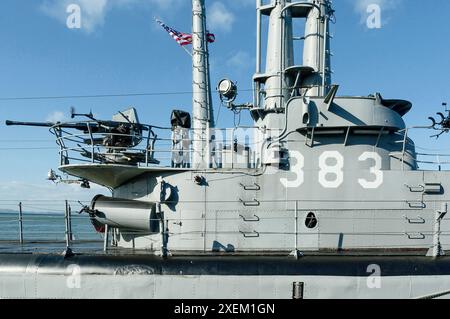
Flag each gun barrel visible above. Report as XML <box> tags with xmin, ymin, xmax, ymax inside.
<box><xmin>5</xmin><ymin>120</ymin><xmax>149</xmax><ymax>131</ymax></box>
<box><xmin>5</xmin><ymin>120</ymin><xmax>90</xmax><ymax>130</ymax></box>
<box><xmin>5</xmin><ymin>120</ymin><xmax>54</xmax><ymax>127</ymax></box>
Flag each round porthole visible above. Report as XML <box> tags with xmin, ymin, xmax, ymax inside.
<box><xmin>305</xmin><ymin>212</ymin><xmax>318</xmax><ymax>229</ymax></box>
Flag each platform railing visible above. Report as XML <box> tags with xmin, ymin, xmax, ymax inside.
<box><xmin>1</xmin><ymin>198</ymin><xmax>449</xmax><ymax>254</ymax></box>
<box><xmin>50</xmin><ymin>122</ymin><xmax>450</xmax><ymax>172</ymax></box>
<box><xmin>395</xmin><ymin>126</ymin><xmax>450</xmax><ymax>171</ymax></box>
<box><xmin>49</xmin><ymin>123</ymin><xmax>266</xmax><ymax>169</ymax></box>
<box><xmin>0</xmin><ymin>201</ymin><xmax>104</xmax><ymax>252</ymax></box>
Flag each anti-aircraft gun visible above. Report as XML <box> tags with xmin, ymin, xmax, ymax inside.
<box><xmin>428</xmin><ymin>103</ymin><xmax>450</xmax><ymax>139</ymax></box>
<box><xmin>6</xmin><ymin>107</ymin><xmax>159</xmax><ymax>165</ymax></box>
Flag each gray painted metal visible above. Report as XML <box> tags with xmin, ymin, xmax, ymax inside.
<box><xmin>191</xmin><ymin>0</ymin><xmax>214</xmax><ymax>169</ymax></box>
<box><xmin>3</xmin><ymin>0</ymin><xmax>450</xmax><ymax>299</ymax></box>
<box><xmin>91</xmin><ymin>195</ymin><xmax>158</xmax><ymax>232</ymax></box>
<box><xmin>2</xmin><ymin>254</ymin><xmax>450</xmax><ymax>299</ymax></box>
<box><xmin>88</xmin><ymin>0</ymin><xmax>446</xmax><ymax>256</ymax></box>
<box><xmin>32</xmin><ymin>0</ymin><xmax>450</xmax><ymax>256</ymax></box>
<box><xmin>262</xmin><ymin>0</ymin><xmax>294</xmax><ymax>111</ymax></box>
<box><xmin>302</xmin><ymin>0</ymin><xmax>333</xmax><ymax>96</ymax></box>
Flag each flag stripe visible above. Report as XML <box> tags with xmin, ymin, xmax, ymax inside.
<box><xmin>156</xmin><ymin>19</ymin><xmax>215</xmax><ymax>46</ymax></box>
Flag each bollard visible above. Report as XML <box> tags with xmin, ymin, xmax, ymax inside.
<box><xmin>62</xmin><ymin>200</ymin><xmax>75</xmax><ymax>258</ymax></box>
<box><xmin>292</xmin><ymin>282</ymin><xmax>304</xmax><ymax>300</ymax></box>
<box><xmin>68</xmin><ymin>204</ymin><xmax>73</xmax><ymax>241</ymax></box>
<box><xmin>103</xmin><ymin>224</ymin><xmax>109</xmax><ymax>252</ymax></box>
<box><xmin>18</xmin><ymin>202</ymin><xmax>23</xmax><ymax>245</ymax></box>
<box><xmin>64</xmin><ymin>200</ymin><xmax>71</xmax><ymax>248</ymax></box>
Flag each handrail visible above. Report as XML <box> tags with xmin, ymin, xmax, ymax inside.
<box><xmin>0</xmin><ymin>206</ymin><xmax>444</xmax><ymax>254</ymax></box>
<box><xmin>280</xmin><ymin>1</ymin><xmax>321</xmax><ymax>15</ymax></box>
<box><xmin>394</xmin><ymin>126</ymin><xmax>450</xmax><ymax>170</ymax></box>
<box><xmin>46</xmin><ymin>122</ymin><xmax>450</xmax><ymax>170</ymax></box>
<box><xmin>1</xmin><ymin>196</ymin><xmax>447</xmax><ymax>255</ymax></box>
<box><xmin>48</xmin><ymin>122</ymin><xmax>264</xmax><ymax>169</ymax></box>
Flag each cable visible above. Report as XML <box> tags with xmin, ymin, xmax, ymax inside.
<box><xmin>0</xmin><ymin>139</ymin><xmax>55</xmax><ymax>143</ymax></box>
<box><xmin>215</xmin><ymin>102</ymin><xmax>222</xmax><ymax>124</ymax></box>
<box><xmin>0</xmin><ymin>88</ymin><xmax>256</xmax><ymax>102</ymax></box>
<box><xmin>0</xmin><ymin>147</ymin><xmax>57</xmax><ymax>150</ymax></box>
<box><xmin>0</xmin><ymin>91</ymin><xmax>193</xmax><ymax>101</ymax></box>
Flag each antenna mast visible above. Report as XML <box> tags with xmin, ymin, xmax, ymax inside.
<box><xmin>303</xmin><ymin>0</ymin><xmax>333</xmax><ymax>97</ymax></box>
<box><xmin>191</xmin><ymin>0</ymin><xmax>214</xmax><ymax>169</ymax></box>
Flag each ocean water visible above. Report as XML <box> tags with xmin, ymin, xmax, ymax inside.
<box><xmin>0</xmin><ymin>212</ymin><xmax>103</xmax><ymax>252</ymax></box>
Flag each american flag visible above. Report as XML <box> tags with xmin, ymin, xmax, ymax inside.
<box><xmin>156</xmin><ymin>19</ymin><xmax>215</xmax><ymax>47</ymax></box>
<box><xmin>207</xmin><ymin>32</ymin><xmax>215</xmax><ymax>43</ymax></box>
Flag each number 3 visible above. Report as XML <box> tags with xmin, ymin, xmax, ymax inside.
<box><xmin>280</xmin><ymin>151</ymin><xmax>304</xmax><ymax>188</ymax></box>
<box><xmin>358</xmin><ymin>152</ymin><xmax>383</xmax><ymax>189</ymax></box>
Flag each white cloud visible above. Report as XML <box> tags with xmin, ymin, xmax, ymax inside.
<box><xmin>46</xmin><ymin>111</ymin><xmax>67</xmax><ymax>123</ymax></box>
<box><xmin>353</xmin><ymin>0</ymin><xmax>403</xmax><ymax>25</ymax></box>
<box><xmin>232</xmin><ymin>0</ymin><xmax>255</xmax><ymax>7</ymax></box>
<box><xmin>207</xmin><ymin>2</ymin><xmax>235</xmax><ymax>33</ymax></box>
<box><xmin>227</xmin><ymin>51</ymin><xmax>254</xmax><ymax>70</ymax></box>
<box><xmin>41</xmin><ymin>0</ymin><xmax>246</xmax><ymax>34</ymax></box>
<box><xmin>354</xmin><ymin>0</ymin><xmax>402</xmax><ymax>11</ymax></box>
<box><xmin>41</xmin><ymin>0</ymin><xmax>107</xmax><ymax>33</ymax></box>
<box><xmin>147</xmin><ymin>0</ymin><xmax>185</xmax><ymax>10</ymax></box>
<box><xmin>41</xmin><ymin>0</ymin><xmax>186</xmax><ymax>34</ymax></box>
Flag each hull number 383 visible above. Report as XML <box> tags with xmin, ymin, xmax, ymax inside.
<box><xmin>280</xmin><ymin>151</ymin><xmax>383</xmax><ymax>189</ymax></box>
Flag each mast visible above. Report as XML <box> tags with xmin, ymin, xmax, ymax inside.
<box><xmin>302</xmin><ymin>0</ymin><xmax>333</xmax><ymax>97</ymax></box>
<box><xmin>263</xmin><ymin>0</ymin><xmax>294</xmax><ymax>111</ymax></box>
<box><xmin>191</xmin><ymin>0</ymin><xmax>214</xmax><ymax>169</ymax></box>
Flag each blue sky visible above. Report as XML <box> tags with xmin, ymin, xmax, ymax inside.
<box><xmin>0</xmin><ymin>0</ymin><xmax>450</xmax><ymax>210</ymax></box>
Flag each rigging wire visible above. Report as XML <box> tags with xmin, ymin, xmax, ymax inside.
<box><xmin>0</xmin><ymin>88</ymin><xmax>256</xmax><ymax>102</ymax></box>
<box><xmin>0</xmin><ymin>147</ymin><xmax>57</xmax><ymax>150</ymax></box>
<box><xmin>0</xmin><ymin>139</ymin><xmax>55</xmax><ymax>143</ymax></box>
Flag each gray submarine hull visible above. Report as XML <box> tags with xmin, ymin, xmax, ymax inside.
<box><xmin>1</xmin><ymin>253</ymin><xmax>450</xmax><ymax>299</ymax></box>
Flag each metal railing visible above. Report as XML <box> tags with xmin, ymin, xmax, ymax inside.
<box><xmin>49</xmin><ymin>122</ymin><xmax>265</xmax><ymax>169</ymax></box>
<box><xmin>0</xmin><ymin>201</ymin><xmax>103</xmax><ymax>252</ymax></box>
<box><xmin>1</xmin><ymin>198</ymin><xmax>449</xmax><ymax>255</ymax></box>
<box><xmin>49</xmin><ymin>122</ymin><xmax>450</xmax><ymax>171</ymax></box>
<box><xmin>395</xmin><ymin>127</ymin><xmax>450</xmax><ymax>171</ymax></box>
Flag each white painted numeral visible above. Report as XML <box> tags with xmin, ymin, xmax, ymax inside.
<box><xmin>319</xmin><ymin>151</ymin><xmax>344</xmax><ymax>188</ymax></box>
<box><xmin>279</xmin><ymin>151</ymin><xmax>382</xmax><ymax>189</ymax></box>
<box><xmin>358</xmin><ymin>152</ymin><xmax>383</xmax><ymax>189</ymax></box>
<box><xmin>280</xmin><ymin>151</ymin><xmax>304</xmax><ymax>188</ymax></box>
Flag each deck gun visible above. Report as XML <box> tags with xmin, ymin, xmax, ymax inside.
<box><xmin>6</xmin><ymin>107</ymin><xmax>148</xmax><ymax>148</ymax></box>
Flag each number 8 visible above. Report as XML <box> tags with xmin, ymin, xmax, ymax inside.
<box><xmin>319</xmin><ymin>151</ymin><xmax>344</xmax><ymax>188</ymax></box>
